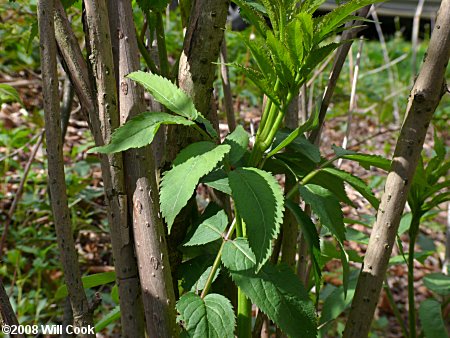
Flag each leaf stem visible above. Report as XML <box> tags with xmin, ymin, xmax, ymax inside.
<box><xmin>155</xmin><ymin>11</ymin><xmax>170</xmax><ymax>78</ymax></box>
<box><xmin>200</xmin><ymin>219</ymin><xmax>236</xmax><ymax>299</ymax></box>
<box><xmin>136</xmin><ymin>29</ymin><xmax>158</xmax><ymax>74</ymax></box>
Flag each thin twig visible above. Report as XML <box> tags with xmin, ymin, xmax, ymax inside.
<box><xmin>220</xmin><ymin>37</ymin><xmax>236</xmax><ymax>132</ymax></box>
<box><xmin>0</xmin><ymin>279</ymin><xmax>24</xmax><ymax>338</ymax></box>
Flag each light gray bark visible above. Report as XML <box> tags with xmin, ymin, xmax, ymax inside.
<box><xmin>57</xmin><ymin>0</ymin><xmax>145</xmax><ymax>335</ymax></box>
<box><xmin>38</xmin><ymin>0</ymin><xmax>94</xmax><ymax>334</ymax></box>
<box><xmin>343</xmin><ymin>1</ymin><xmax>450</xmax><ymax>336</ymax></box>
<box><xmin>107</xmin><ymin>1</ymin><xmax>178</xmax><ymax>337</ymax></box>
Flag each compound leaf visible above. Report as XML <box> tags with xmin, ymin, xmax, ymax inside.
<box><xmin>184</xmin><ymin>210</ymin><xmax>228</xmax><ymax>246</ymax></box>
<box><xmin>161</xmin><ymin>144</ymin><xmax>231</xmax><ymax>232</ymax></box>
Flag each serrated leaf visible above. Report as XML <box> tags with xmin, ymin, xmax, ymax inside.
<box><xmin>229</xmin><ymin>263</ymin><xmax>317</xmax><ymax>338</ymax></box>
<box><xmin>224</xmin><ymin>125</ymin><xmax>249</xmax><ymax>164</ymax></box>
<box><xmin>314</xmin><ymin>0</ymin><xmax>380</xmax><ymax>43</ymax></box>
<box><xmin>177</xmin><ymin>292</ymin><xmax>235</xmax><ymax>338</ymax></box>
<box><xmin>286</xmin><ymin>13</ymin><xmax>313</xmax><ymax>67</ymax></box>
<box><xmin>184</xmin><ymin>210</ymin><xmax>228</xmax><ymax>246</ymax></box>
<box><xmin>332</xmin><ymin>144</ymin><xmax>357</xmax><ymax>158</ymax></box>
<box><xmin>229</xmin><ymin>168</ymin><xmax>284</xmax><ymax>270</ymax></box>
<box><xmin>423</xmin><ymin>273</ymin><xmax>450</xmax><ymax>296</ymax></box>
<box><xmin>127</xmin><ymin>71</ymin><xmax>198</xmax><ymax>120</ymax></box>
<box><xmin>173</xmin><ymin>141</ymin><xmax>216</xmax><ymax>166</ymax></box>
<box><xmin>301</xmin><ymin>43</ymin><xmax>340</xmax><ymax>80</ymax></box>
<box><xmin>243</xmin><ymin>36</ymin><xmax>276</xmax><ymax>81</ymax></box>
<box><xmin>418</xmin><ymin>299</ymin><xmax>448</xmax><ymax>338</ymax></box>
<box><xmin>178</xmin><ymin>256</ymin><xmax>215</xmax><ymax>292</ymax></box>
<box><xmin>266</xmin><ymin>30</ymin><xmax>294</xmax><ymax>85</ymax></box>
<box><xmin>322</xmin><ymin>167</ymin><xmax>379</xmax><ymax>209</ymax></box>
<box><xmin>161</xmin><ymin>144</ymin><xmax>231</xmax><ymax>231</ymax></box>
<box><xmin>299</xmin><ymin>184</ymin><xmax>345</xmax><ymax>242</ymax></box>
<box><xmin>229</xmin><ymin>63</ymin><xmax>281</xmax><ymax>108</ymax></box>
<box><xmin>309</xmin><ymin>171</ymin><xmax>354</xmax><ymax>208</ymax></box>
<box><xmin>201</xmin><ymin>169</ymin><xmax>232</xmax><ymax>195</ymax></box>
<box><xmin>300</xmin><ymin>0</ymin><xmax>327</xmax><ymax>14</ymax></box>
<box><xmin>222</xmin><ymin>238</ymin><xmax>256</xmax><ymax>271</ymax></box>
<box><xmin>89</xmin><ymin>112</ymin><xmax>194</xmax><ymax>154</ymax></box>
<box><xmin>232</xmin><ymin>0</ymin><xmax>269</xmax><ymax>37</ymax></box>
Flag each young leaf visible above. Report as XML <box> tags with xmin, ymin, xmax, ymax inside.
<box><xmin>232</xmin><ymin>0</ymin><xmax>269</xmax><ymax>37</ymax></box>
<box><xmin>266</xmin><ymin>30</ymin><xmax>295</xmax><ymax>84</ymax></box>
<box><xmin>161</xmin><ymin>144</ymin><xmax>231</xmax><ymax>232</ymax></box>
<box><xmin>322</xmin><ymin>167</ymin><xmax>380</xmax><ymax>209</ymax></box>
<box><xmin>418</xmin><ymin>299</ymin><xmax>448</xmax><ymax>338</ymax></box>
<box><xmin>242</xmin><ymin>36</ymin><xmax>276</xmax><ymax>82</ymax></box>
<box><xmin>224</xmin><ymin>125</ymin><xmax>249</xmax><ymax>165</ymax></box>
<box><xmin>286</xmin><ymin>13</ymin><xmax>314</xmax><ymax>67</ymax></box>
<box><xmin>196</xmin><ymin>113</ymin><xmax>218</xmax><ymax>139</ymax></box>
<box><xmin>184</xmin><ymin>210</ymin><xmax>228</xmax><ymax>246</ymax></box>
<box><xmin>229</xmin><ymin>263</ymin><xmax>317</xmax><ymax>338</ymax></box>
<box><xmin>177</xmin><ymin>292</ymin><xmax>235</xmax><ymax>338</ymax></box>
<box><xmin>229</xmin><ymin>168</ymin><xmax>284</xmax><ymax>270</ymax></box>
<box><xmin>201</xmin><ymin>169</ymin><xmax>232</xmax><ymax>195</ymax></box>
<box><xmin>127</xmin><ymin>71</ymin><xmax>198</xmax><ymax>120</ymax></box>
<box><xmin>89</xmin><ymin>112</ymin><xmax>194</xmax><ymax>154</ymax></box>
<box><xmin>314</xmin><ymin>0</ymin><xmax>380</xmax><ymax>44</ymax></box>
<box><xmin>300</xmin><ymin>0</ymin><xmax>327</xmax><ymax>14</ymax></box>
<box><xmin>221</xmin><ymin>237</ymin><xmax>257</xmax><ymax>271</ymax></box>
<box><xmin>299</xmin><ymin>184</ymin><xmax>345</xmax><ymax>243</ymax></box>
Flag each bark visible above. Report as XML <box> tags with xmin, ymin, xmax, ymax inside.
<box><xmin>37</xmin><ymin>0</ymin><xmax>94</xmax><ymax>334</ymax></box>
<box><xmin>107</xmin><ymin>1</ymin><xmax>178</xmax><ymax>337</ymax></box>
<box><xmin>167</xmin><ymin>0</ymin><xmax>229</xmax><ymax>161</ymax></box>
<box><xmin>220</xmin><ymin>38</ymin><xmax>236</xmax><ymax>132</ymax></box>
<box><xmin>57</xmin><ymin>0</ymin><xmax>145</xmax><ymax>335</ymax></box>
<box><xmin>343</xmin><ymin>2</ymin><xmax>450</xmax><ymax>336</ymax></box>
<box><xmin>0</xmin><ymin>279</ymin><xmax>24</xmax><ymax>338</ymax></box>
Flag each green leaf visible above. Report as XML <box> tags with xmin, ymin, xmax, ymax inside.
<box><xmin>55</xmin><ymin>272</ymin><xmax>116</xmax><ymax>300</ymax></box>
<box><xmin>300</xmin><ymin>0</ymin><xmax>327</xmax><ymax>14</ymax></box>
<box><xmin>301</xmin><ymin>42</ymin><xmax>340</xmax><ymax>80</ymax></box>
<box><xmin>173</xmin><ymin>141</ymin><xmax>216</xmax><ymax>166</ymax></box>
<box><xmin>0</xmin><ymin>84</ymin><xmax>23</xmax><ymax>105</ymax></box>
<box><xmin>178</xmin><ymin>256</ymin><xmax>215</xmax><ymax>292</ymax></box>
<box><xmin>229</xmin><ymin>263</ymin><xmax>317</xmax><ymax>338</ymax></box>
<box><xmin>229</xmin><ymin>168</ymin><xmax>284</xmax><ymax>270</ymax></box>
<box><xmin>322</xmin><ymin>167</ymin><xmax>379</xmax><ymax>209</ymax></box>
<box><xmin>229</xmin><ymin>63</ymin><xmax>281</xmax><ymax>108</ymax></box>
<box><xmin>89</xmin><ymin>112</ymin><xmax>194</xmax><ymax>154</ymax></box>
<box><xmin>201</xmin><ymin>169</ymin><xmax>232</xmax><ymax>195</ymax></box>
<box><xmin>196</xmin><ymin>113</ymin><xmax>218</xmax><ymax>139</ymax></box>
<box><xmin>232</xmin><ymin>0</ymin><xmax>269</xmax><ymax>37</ymax></box>
<box><xmin>184</xmin><ymin>210</ymin><xmax>228</xmax><ymax>246</ymax></box>
<box><xmin>127</xmin><ymin>71</ymin><xmax>198</xmax><ymax>120</ymax></box>
<box><xmin>266</xmin><ymin>30</ymin><xmax>294</xmax><ymax>84</ymax></box>
<box><xmin>136</xmin><ymin>0</ymin><xmax>169</xmax><ymax>11</ymax></box>
<box><xmin>423</xmin><ymin>273</ymin><xmax>450</xmax><ymax>296</ymax></box>
<box><xmin>286</xmin><ymin>13</ymin><xmax>313</xmax><ymax>67</ymax></box>
<box><xmin>332</xmin><ymin>144</ymin><xmax>356</xmax><ymax>158</ymax></box>
<box><xmin>161</xmin><ymin>144</ymin><xmax>231</xmax><ymax>232</ymax></box>
<box><xmin>242</xmin><ymin>36</ymin><xmax>276</xmax><ymax>82</ymax></box>
<box><xmin>224</xmin><ymin>125</ymin><xmax>249</xmax><ymax>165</ymax></box>
<box><xmin>418</xmin><ymin>299</ymin><xmax>448</xmax><ymax>338</ymax></box>
<box><xmin>221</xmin><ymin>238</ymin><xmax>257</xmax><ymax>271</ymax></box>
<box><xmin>299</xmin><ymin>184</ymin><xmax>345</xmax><ymax>242</ymax></box>
<box><xmin>95</xmin><ymin>306</ymin><xmax>120</xmax><ymax>332</ymax></box>
<box><xmin>314</xmin><ymin>0</ymin><xmax>379</xmax><ymax>43</ymax></box>
<box><xmin>267</xmin><ymin>111</ymin><xmax>319</xmax><ymax>159</ymax></box>
<box><xmin>177</xmin><ymin>292</ymin><xmax>235</xmax><ymax>338</ymax></box>
<box><xmin>285</xmin><ymin>201</ymin><xmax>322</xmax><ymax>292</ymax></box>
<box><xmin>342</xmin><ymin>153</ymin><xmax>391</xmax><ymax>171</ymax></box>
